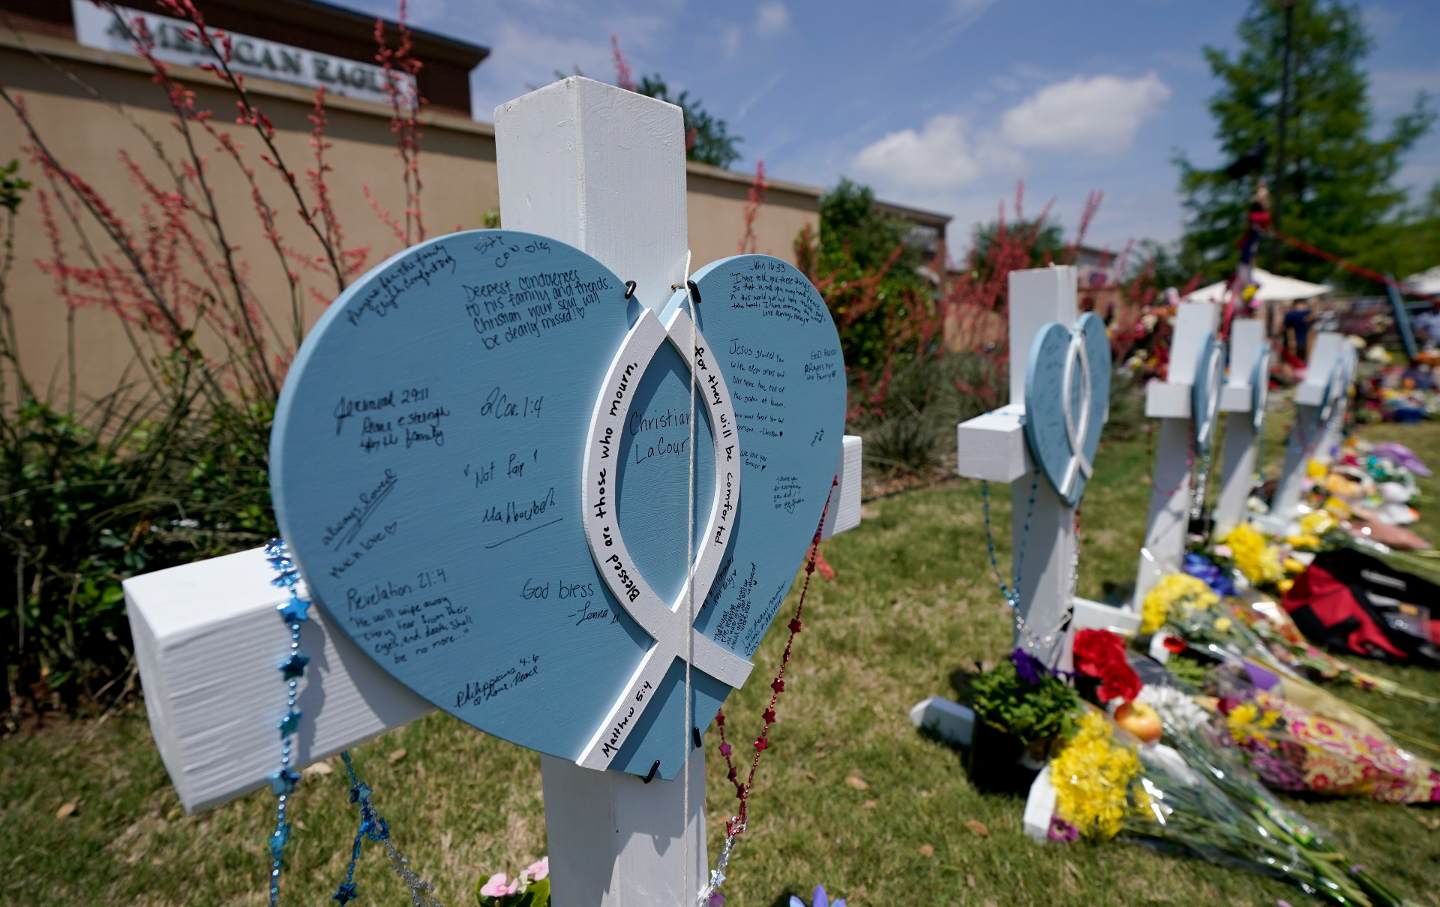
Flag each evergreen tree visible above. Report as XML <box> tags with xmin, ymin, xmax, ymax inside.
<box><xmin>1176</xmin><ymin>0</ymin><xmax>1432</xmax><ymax>285</ymax></box>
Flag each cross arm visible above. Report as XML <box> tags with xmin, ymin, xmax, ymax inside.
<box><xmin>1144</xmin><ymin>302</ymin><xmax>1222</xmax><ymax>419</ymax></box>
<box><xmin>124</xmin><ymin>436</ymin><xmax>862</xmax><ymax>814</ymax></box>
<box><xmin>955</xmin><ymin>404</ymin><xmax>1030</xmax><ymax>483</ymax></box>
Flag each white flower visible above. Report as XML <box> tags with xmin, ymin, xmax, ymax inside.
<box><xmin>1138</xmin><ymin>684</ymin><xmax>1208</xmax><ymax>734</ymax></box>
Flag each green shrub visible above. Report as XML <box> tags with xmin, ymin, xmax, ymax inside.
<box><xmin>849</xmin><ymin>351</ymin><xmax>999</xmax><ymax>477</ymax></box>
<box><xmin>1</xmin><ymin>397</ymin><xmax>274</xmax><ymax>717</ymax></box>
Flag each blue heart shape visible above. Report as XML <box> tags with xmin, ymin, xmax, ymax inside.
<box><xmin>270</xmin><ymin>232</ymin><xmax>845</xmax><ymax>779</ymax></box>
<box><xmin>1190</xmin><ymin>332</ymin><xmax>1226</xmax><ymax>454</ymax></box>
<box><xmin>1022</xmin><ymin>313</ymin><xmax>1111</xmax><ymax>506</ymax></box>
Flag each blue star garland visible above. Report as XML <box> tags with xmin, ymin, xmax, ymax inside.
<box><xmin>264</xmin><ymin>539</ymin><xmax>308</xmax><ymax>907</ymax></box>
<box><xmin>261</xmin><ymin>539</ymin><xmax>444</xmax><ymax>906</ymax></box>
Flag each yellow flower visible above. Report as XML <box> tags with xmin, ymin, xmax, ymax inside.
<box><xmin>1282</xmin><ymin>557</ymin><xmax>1306</xmax><ymax>575</ymax></box>
<box><xmin>1306</xmin><ymin>459</ymin><xmax>1327</xmax><ymax>480</ymax></box>
<box><xmin>1298</xmin><ymin>511</ymin><xmax>1336</xmax><ymax>537</ymax></box>
<box><xmin>1140</xmin><ymin>573</ymin><xmax>1217</xmax><ymax>635</ymax></box>
<box><xmin>1285</xmin><ymin>534</ymin><xmax>1321</xmax><ymax>552</ymax></box>
<box><xmin>1052</xmin><ymin>713</ymin><xmax>1141</xmax><ymax>840</ymax></box>
<box><xmin>1213</xmin><ymin>616</ymin><xmax>1232</xmax><ymax>632</ymax></box>
<box><xmin>1226</xmin><ymin>702</ymin><xmax>1270</xmax><ymax>746</ymax></box>
<box><xmin>1278</xmin><ymin>578</ymin><xmax>1294</xmax><ymax>594</ymax></box>
<box><xmin>1227</xmin><ymin>697</ymin><xmax>1285</xmax><ymax>748</ymax></box>
<box><xmin>1218</xmin><ymin>524</ymin><xmax>1283</xmax><ymax>587</ymax></box>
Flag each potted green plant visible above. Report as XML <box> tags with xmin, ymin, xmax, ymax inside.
<box><xmin>965</xmin><ymin>649</ymin><xmax>1079</xmax><ymax>792</ymax></box>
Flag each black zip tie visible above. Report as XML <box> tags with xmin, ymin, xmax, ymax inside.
<box><xmin>641</xmin><ymin>760</ymin><xmax>661</xmax><ymax>784</ymax></box>
<box><xmin>624</xmin><ymin>280</ymin><xmax>637</xmax><ymax>299</ymax></box>
<box><xmin>692</xmin><ymin>726</ymin><xmax>703</xmax><ymax>749</ymax></box>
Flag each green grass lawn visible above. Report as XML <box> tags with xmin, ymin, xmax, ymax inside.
<box><xmin>3</xmin><ymin>416</ymin><xmax>1438</xmax><ymax>906</ymax></box>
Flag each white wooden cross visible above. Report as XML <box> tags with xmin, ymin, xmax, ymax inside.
<box><xmin>1261</xmin><ymin>330</ymin><xmax>1355</xmax><ymax>531</ymax></box>
<box><xmin>1211</xmin><ymin>319</ymin><xmax>1269</xmax><ymax>538</ymax></box>
<box><xmin>1130</xmin><ymin>301</ymin><xmax>1222</xmax><ymax>613</ymax></box>
<box><xmin>908</xmin><ymin>266</ymin><xmax>1135</xmax><ymax>746</ymax></box>
<box><xmin>122</xmin><ymin>77</ymin><xmax>864</xmax><ymax>907</ymax></box>
<box><xmin>1318</xmin><ymin>336</ymin><xmax>1358</xmax><ymax>465</ymax></box>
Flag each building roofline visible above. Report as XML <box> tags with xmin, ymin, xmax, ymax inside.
<box><xmin>683</xmin><ymin>159</ymin><xmax>823</xmax><ymax>200</ymax></box>
<box><xmin>233</xmin><ymin>0</ymin><xmax>490</xmax><ymax>68</ymax></box>
<box><xmin>874</xmin><ymin>199</ymin><xmax>952</xmax><ymax>227</ymax></box>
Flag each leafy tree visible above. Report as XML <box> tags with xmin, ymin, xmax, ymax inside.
<box><xmin>799</xmin><ymin>179</ymin><xmax>929</xmax><ymax>371</ymax></box>
<box><xmin>634</xmin><ymin>75</ymin><xmax>742</xmax><ymax>170</ymax></box>
<box><xmin>1176</xmin><ymin>0</ymin><xmax>1433</xmax><ymax>285</ymax></box>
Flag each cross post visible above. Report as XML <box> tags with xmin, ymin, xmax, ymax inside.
<box><xmin>122</xmin><ymin>76</ymin><xmax>863</xmax><ymax>906</ymax></box>
<box><xmin>1262</xmin><ymin>330</ymin><xmax>1351</xmax><ymax>531</ymax></box>
<box><xmin>1211</xmin><ymin>319</ymin><xmax>1268</xmax><ymax>538</ymax></box>
<box><xmin>1130</xmin><ymin>301</ymin><xmax>1221</xmax><ymax>612</ymax></box>
<box><xmin>909</xmin><ymin>266</ymin><xmax>1133</xmax><ymax>747</ymax></box>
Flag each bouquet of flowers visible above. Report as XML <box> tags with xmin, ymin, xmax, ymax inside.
<box><xmin>1148</xmin><ymin>562</ymin><xmax>1439</xmax><ymax>706</ymax></box>
<box><xmin>1207</xmin><ymin>666</ymin><xmax>1440</xmax><ymax>805</ymax></box>
<box><xmin>1231</xmin><ymin>595</ymin><xmax>1439</xmax><ymax>705</ymax></box>
<box><xmin>1046</xmin><ymin>705</ymin><xmax>1409</xmax><ymax>905</ymax></box>
<box><xmin>1071</xmin><ymin>629</ymin><xmax>1161</xmax><ymax>742</ymax></box>
<box><xmin>1214</xmin><ymin>524</ymin><xmax>1287</xmax><ymax>591</ymax></box>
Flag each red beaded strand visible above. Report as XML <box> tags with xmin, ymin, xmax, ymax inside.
<box><xmin>714</xmin><ymin>476</ymin><xmax>836</xmax><ymax>838</ymax></box>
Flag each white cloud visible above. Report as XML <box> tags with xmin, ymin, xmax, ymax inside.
<box><xmin>755</xmin><ymin>1</ymin><xmax>789</xmax><ymax>36</ymax></box>
<box><xmin>853</xmin><ymin>114</ymin><xmax>1013</xmax><ymax>191</ymax></box>
<box><xmin>1000</xmin><ymin>72</ymin><xmax>1171</xmax><ymax>154</ymax></box>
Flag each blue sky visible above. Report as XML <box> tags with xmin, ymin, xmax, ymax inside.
<box><xmin>340</xmin><ymin>0</ymin><xmax>1440</xmax><ymax>256</ymax></box>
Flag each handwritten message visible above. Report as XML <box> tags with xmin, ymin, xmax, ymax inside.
<box><xmin>346</xmin><ymin>243</ymin><xmax>457</xmax><ymax>327</ymax></box>
<box><xmin>453</xmin><ymin>653</ymin><xmax>541</xmax><ymax>709</ymax></box>
<box><xmin>463</xmin><ymin>239</ymin><xmax>614</xmax><ymax>352</ymax></box>
<box><xmin>727</xmin><ymin>258</ymin><xmax>828</xmax><ymax>324</ymax></box>
<box><xmin>348</xmin><ymin>567</ymin><xmax>474</xmax><ymax>668</ymax></box>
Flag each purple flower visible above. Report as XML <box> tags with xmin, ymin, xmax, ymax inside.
<box><xmin>1183</xmin><ymin>553</ymin><xmax>1237</xmax><ymax>596</ymax></box>
<box><xmin>1047</xmin><ymin>816</ymin><xmax>1079</xmax><ymax>842</ymax></box>
<box><xmin>1010</xmin><ymin>647</ymin><xmax>1048</xmax><ymax>685</ymax></box>
<box><xmin>1373</xmin><ymin>442</ymin><xmax>1430</xmax><ymax>476</ymax></box>
<box><xmin>790</xmin><ymin>885</ymin><xmax>845</xmax><ymax>907</ymax></box>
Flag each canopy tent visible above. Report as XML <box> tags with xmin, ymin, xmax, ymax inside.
<box><xmin>1183</xmin><ymin>267</ymin><xmax>1330</xmax><ymax>304</ymax></box>
<box><xmin>1404</xmin><ymin>266</ymin><xmax>1440</xmax><ymax>297</ymax></box>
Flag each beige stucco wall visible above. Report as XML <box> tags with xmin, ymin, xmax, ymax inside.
<box><xmin>0</xmin><ymin>32</ymin><xmax>820</xmax><ymax>404</ymax></box>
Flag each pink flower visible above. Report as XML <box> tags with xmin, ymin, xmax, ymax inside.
<box><xmin>523</xmin><ymin>857</ymin><xmax>549</xmax><ymax>883</ymax></box>
<box><xmin>479</xmin><ymin>873</ymin><xmax>517</xmax><ymax>897</ymax></box>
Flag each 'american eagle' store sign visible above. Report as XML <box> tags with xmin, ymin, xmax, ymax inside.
<box><xmin>72</xmin><ymin>1</ymin><xmax>416</xmax><ymax>108</ymax></box>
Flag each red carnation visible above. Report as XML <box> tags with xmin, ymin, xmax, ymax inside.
<box><xmin>1072</xmin><ymin>628</ymin><xmax>1141</xmax><ymax>704</ymax></box>
<box><xmin>1098</xmin><ymin>663</ymin><xmax>1141</xmax><ymax>704</ymax></box>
